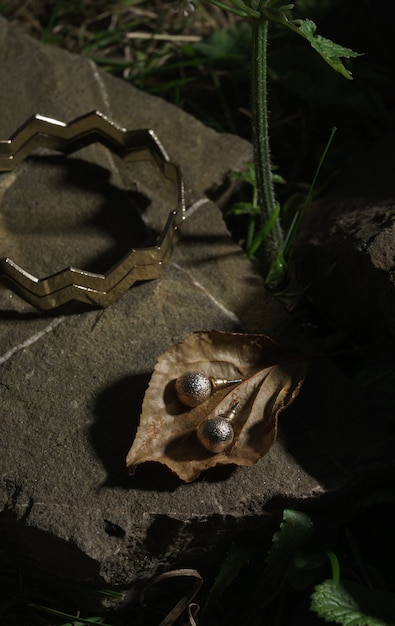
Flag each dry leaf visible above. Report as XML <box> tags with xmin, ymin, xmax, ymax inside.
<box><xmin>140</xmin><ymin>569</ymin><xmax>203</xmax><ymax>626</ymax></box>
<box><xmin>126</xmin><ymin>330</ymin><xmax>307</xmax><ymax>482</ymax></box>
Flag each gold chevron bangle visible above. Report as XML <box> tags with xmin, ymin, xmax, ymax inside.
<box><xmin>0</xmin><ymin>111</ymin><xmax>185</xmax><ymax>310</ymax></box>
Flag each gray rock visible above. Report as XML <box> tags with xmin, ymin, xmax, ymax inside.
<box><xmin>0</xmin><ymin>15</ymin><xmax>289</xmax><ymax>595</ymax></box>
<box><xmin>0</xmin><ymin>16</ymin><xmax>394</xmax><ymax>612</ymax></box>
<box><xmin>292</xmin><ymin>119</ymin><xmax>395</xmax><ymax>340</ymax></box>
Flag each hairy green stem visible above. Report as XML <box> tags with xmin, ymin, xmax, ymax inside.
<box><xmin>252</xmin><ymin>16</ymin><xmax>284</xmax><ymax>271</ymax></box>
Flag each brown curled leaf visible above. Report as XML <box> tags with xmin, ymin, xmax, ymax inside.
<box><xmin>126</xmin><ymin>330</ymin><xmax>307</xmax><ymax>482</ymax></box>
<box><xmin>140</xmin><ymin>569</ymin><xmax>203</xmax><ymax>626</ymax></box>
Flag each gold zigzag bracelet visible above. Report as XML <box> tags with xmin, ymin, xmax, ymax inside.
<box><xmin>0</xmin><ymin>111</ymin><xmax>185</xmax><ymax>310</ymax></box>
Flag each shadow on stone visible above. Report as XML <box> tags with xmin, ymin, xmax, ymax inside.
<box><xmin>279</xmin><ymin>359</ymin><xmax>395</xmax><ymax>490</ymax></box>
<box><xmin>0</xmin><ymin>299</ymin><xmax>107</xmax><ymax>319</ymax></box>
<box><xmin>0</xmin><ymin>511</ymin><xmax>104</xmax><ymax>589</ymax></box>
<box><xmin>129</xmin><ymin>462</ymin><xmax>182</xmax><ymax>492</ymax></box>
<box><xmin>1</xmin><ymin>153</ymin><xmax>154</xmax><ymax>275</ymax></box>
<box><xmin>179</xmin><ymin>234</ymin><xmax>245</xmax><ymax>264</ymax></box>
<box><xmin>29</xmin><ymin>154</ymin><xmax>152</xmax><ymax>269</ymax></box>
<box><xmin>0</xmin><ymin>306</ymin><xmax>59</xmax><ymax>321</ymax></box>
<box><xmin>198</xmin><ymin>464</ymin><xmax>236</xmax><ymax>483</ymax></box>
<box><xmin>91</xmin><ymin>374</ymin><xmax>185</xmax><ymax>492</ymax></box>
<box><xmin>130</xmin><ymin>459</ymin><xmax>236</xmax><ymax>490</ymax></box>
<box><xmin>90</xmin><ymin>373</ymin><xmax>149</xmax><ymax>488</ymax></box>
<box><xmin>0</xmin><ymin>153</ymin><xmax>158</xmax><ymax>316</ymax></box>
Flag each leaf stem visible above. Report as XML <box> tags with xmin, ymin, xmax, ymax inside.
<box><xmin>204</xmin><ymin>0</ymin><xmax>250</xmax><ymax>17</ymax></box>
<box><xmin>252</xmin><ymin>16</ymin><xmax>284</xmax><ymax>271</ymax></box>
<box><xmin>206</xmin><ymin>0</ymin><xmax>260</xmax><ymax>18</ymax></box>
<box><xmin>326</xmin><ymin>551</ymin><xmax>340</xmax><ymax>585</ymax></box>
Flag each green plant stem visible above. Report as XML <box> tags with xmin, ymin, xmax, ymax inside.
<box><xmin>326</xmin><ymin>551</ymin><xmax>340</xmax><ymax>585</ymax></box>
<box><xmin>251</xmin><ymin>15</ymin><xmax>284</xmax><ymax>271</ymax></box>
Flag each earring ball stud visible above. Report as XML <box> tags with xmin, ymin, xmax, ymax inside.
<box><xmin>175</xmin><ymin>371</ymin><xmax>242</xmax><ymax>407</ymax></box>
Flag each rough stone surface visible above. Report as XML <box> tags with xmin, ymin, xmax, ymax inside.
<box><xmin>0</xmin><ymin>17</ymin><xmax>394</xmax><ymax>604</ymax></box>
<box><xmin>293</xmin><ymin>122</ymin><xmax>395</xmax><ymax>340</ymax></box>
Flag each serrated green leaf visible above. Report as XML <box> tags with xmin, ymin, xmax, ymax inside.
<box><xmin>296</xmin><ymin>19</ymin><xmax>360</xmax><ymax>79</ymax></box>
<box><xmin>264</xmin><ymin>10</ymin><xmax>360</xmax><ymax>80</ymax></box>
<box><xmin>311</xmin><ymin>580</ymin><xmax>395</xmax><ymax>626</ymax></box>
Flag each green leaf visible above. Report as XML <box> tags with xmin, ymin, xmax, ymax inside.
<box><xmin>231</xmin><ymin>162</ymin><xmax>256</xmax><ymax>186</ymax></box>
<box><xmin>204</xmin><ymin>543</ymin><xmax>251</xmax><ymax>611</ymax></box>
<box><xmin>232</xmin><ymin>163</ymin><xmax>284</xmax><ymax>186</ymax></box>
<box><xmin>295</xmin><ymin>19</ymin><xmax>360</xmax><ymax>79</ymax></box>
<box><xmin>244</xmin><ymin>509</ymin><xmax>314</xmax><ymax>620</ymax></box>
<box><xmin>264</xmin><ymin>509</ymin><xmax>314</xmax><ymax>576</ymax></box>
<box><xmin>227</xmin><ymin>201</ymin><xmax>260</xmax><ymax>217</ymax></box>
<box><xmin>272</xmin><ymin>173</ymin><xmax>286</xmax><ymax>184</ymax></box>
<box><xmin>262</xmin><ymin>9</ymin><xmax>360</xmax><ymax>80</ymax></box>
<box><xmin>311</xmin><ymin>580</ymin><xmax>395</xmax><ymax>626</ymax></box>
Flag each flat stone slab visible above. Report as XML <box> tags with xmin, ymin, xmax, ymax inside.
<box><xmin>0</xmin><ymin>17</ymin><xmax>394</xmax><ymax>604</ymax></box>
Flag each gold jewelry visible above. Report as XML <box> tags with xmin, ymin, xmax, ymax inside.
<box><xmin>0</xmin><ymin>111</ymin><xmax>185</xmax><ymax>310</ymax></box>
<box><xmin>175</xmin><ymin>371</ymin><xmax>242</xmax><ymax>407</ymax></box>
<box><xmin>197</xmin><ymin>402</ymin><xmax>240</xmax><ymax>453</ymax></box>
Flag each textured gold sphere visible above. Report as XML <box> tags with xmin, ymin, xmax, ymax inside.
<box><xmin>175</xmin><ymin>371</ymin><xmax>212</xmax><ymax>407</ymax></box>
<box><xmin>197</xmin><ymin>417</ymin><xmax>234</xmax><ymax>453</ymax></box>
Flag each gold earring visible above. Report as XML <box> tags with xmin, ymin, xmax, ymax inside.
<box><xmin>197</xmin><ymin>403</ymin><xmax>240</xmax><ymax>453</ymax></box>
<box><xmin>175</xmin><ymin>372</ymin><xmax>242</xmax><ymax>407</ymax></box>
